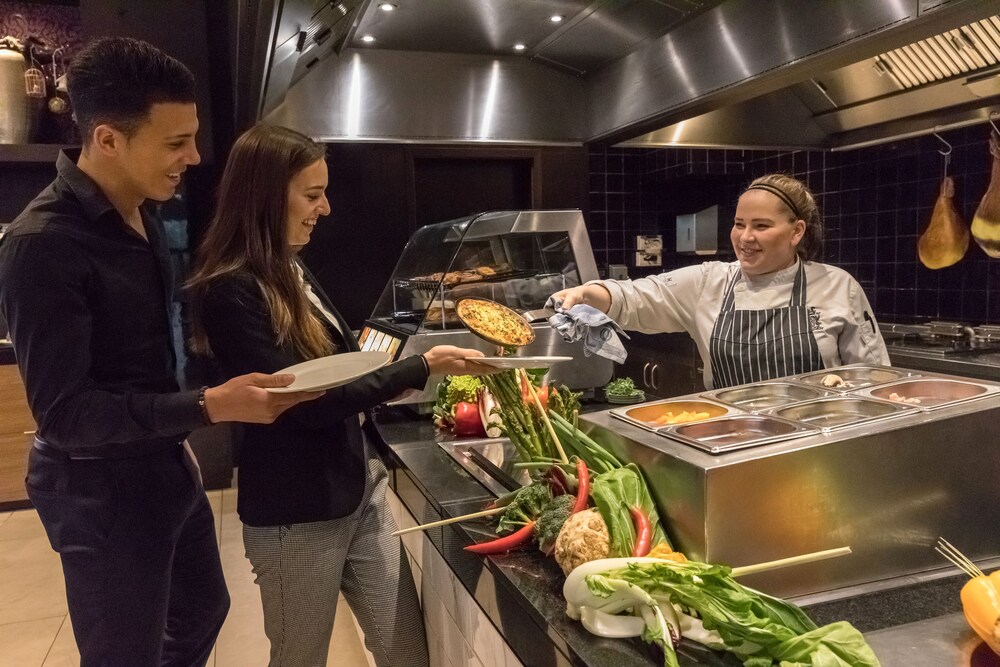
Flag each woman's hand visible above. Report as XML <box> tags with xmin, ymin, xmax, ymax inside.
<box><xmin>423</xmin><ymin>345</ymin><xmax>500</xmax><ymax>376</ymax></box>
<box><xmin>551</xmin><ymin>284</ymin><xmax>613</xmax><ymax>312</ymax></box>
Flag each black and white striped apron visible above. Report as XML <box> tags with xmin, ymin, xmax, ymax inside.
<box><xmin>708</xmin><ymin>262</ymin><xmax>823</xmax><ymax>389</ymax></box>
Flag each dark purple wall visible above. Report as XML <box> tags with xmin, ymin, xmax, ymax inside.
<box><xmin>587</xmin><ymin>124</ymin><xmax>999</xmax><ymax>324</ymax></box>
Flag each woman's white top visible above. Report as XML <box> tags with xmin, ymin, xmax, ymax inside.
<box><xmin>597</xmin><ymin>259</ymin><xmax>889</xmax><ymax>389</ymax></box>
<box><xmin>294</xmin><ymin>262</ymin><xmax>345</xmax><ymax>339</ymax></box>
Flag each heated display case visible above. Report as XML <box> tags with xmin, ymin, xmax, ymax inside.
<box><xmin>359</xmin><ymin>210</ymin><xmax>613</xmax><ymax>403</ymax></box>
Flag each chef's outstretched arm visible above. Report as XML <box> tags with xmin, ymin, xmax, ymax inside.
<box><xmin>550</xmin><ymin>283</ymin><xmax>612</xmax><ymax>312</ymax></box>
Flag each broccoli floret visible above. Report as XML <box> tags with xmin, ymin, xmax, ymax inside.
<box><xmin>536</xmin><ymin>494</ymin><xmax>576</xmax><ymax>555</ymax></box>
<box><xmin>445</xmin><ymin>375</ymin><xmax>483</xmax><ymax>405</ymax></box>
<box><xmin>497</xmin><ymin>484</ymin><xmax>551</xmax><ymax>534</ymax></box>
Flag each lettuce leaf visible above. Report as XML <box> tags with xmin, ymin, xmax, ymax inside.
<box><xmin>586</xmin><ymin>561</ymin><xmax>879</xmax><ymax>667</ymax></box>
<box><xmin>590</xmin><ymin>464</ymin><xmax>670</xmax><ymax>556</ymax></box>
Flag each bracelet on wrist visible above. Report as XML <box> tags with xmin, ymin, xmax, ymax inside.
<box><xmin>198</xmin><ymin>386</ymin><xmax>213</xmax><ymax>425</ymax></box>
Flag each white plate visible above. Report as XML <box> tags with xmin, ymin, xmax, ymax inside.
<box><xmin>266</xmin><ymin>351</ymin><xmax>392</xmax><ymax>393</ymax></box>
<box><xmin>465</xmin><ymin>355</ymin><xmax>573</xmax><ymax>369</ymax></box>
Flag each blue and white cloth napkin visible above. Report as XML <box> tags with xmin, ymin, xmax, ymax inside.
<box><xmin>545</xmin><ymin>297</ymin><xmax>630</xmax><ymax>364</ymax></box>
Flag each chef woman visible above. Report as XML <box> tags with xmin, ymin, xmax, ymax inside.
<box><xmin>552</xmin><ymin>173</ymin><xmax>888</xmax><ymax>389</ymax></box>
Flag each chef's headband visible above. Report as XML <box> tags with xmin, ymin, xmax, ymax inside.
<box><xmin>745</xmin><ymin>184</ymin><xmax>801</xmax><ymax>220</ymax></box>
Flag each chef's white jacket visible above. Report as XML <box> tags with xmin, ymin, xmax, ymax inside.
<box><xmin>597</xmin><ymin>259</ymin><xmax>890</xmax><ymax>389</ymax></box>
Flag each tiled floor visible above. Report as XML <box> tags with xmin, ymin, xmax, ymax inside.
<box><xmin>0</xmin><ymin>489</ymin><xmax>371</xmax><ymax>666</ymax></box>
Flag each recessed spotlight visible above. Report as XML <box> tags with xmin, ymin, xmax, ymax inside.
<box><xmin>378</xmin><ymin>2</ymin><xmax>396</xmax><ymax>11</ymax></box>
<box><xmin>513</xmin><ymin>43</ymin><xmax>526</xmax><ymax>51</ymax></box>
<box><xmin>550</xmin><ymin>15</ymin><xmax>564</xmax><ymax>23</ymax></box>
<box><xmin>361</xmin><ymin>34</ymin><xmax>376</xmax><ymax>43</ymax></box>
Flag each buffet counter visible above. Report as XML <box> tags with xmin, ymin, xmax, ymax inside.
<box><xmin>372</xmin><ymin>403</ymin><xmax>987</xmax><ymax>667</ymax></box>
<box><xmin>887</xmin><ymin>346</ymin><xmax>1000</xmax><ymax>383</ymax></box>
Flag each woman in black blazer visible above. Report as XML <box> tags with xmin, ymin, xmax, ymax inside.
<box><xmin>187</xmin><ymin>124</ymin><xmax>488</xmax><ymax>667</ymax></box>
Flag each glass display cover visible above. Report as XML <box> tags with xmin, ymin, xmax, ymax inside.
<box><xmin>370</xmin><ymin>212</ymin><xmax>581</xmax><ymax>333</ymax></box>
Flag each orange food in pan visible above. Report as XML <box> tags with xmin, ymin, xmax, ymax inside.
<box><xmin>651</xmin><ymin>411</ymin><xmax>712</xmax><ymax>426</ymax></box>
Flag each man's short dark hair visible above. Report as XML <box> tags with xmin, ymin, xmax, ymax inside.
<box><xmin>67</xmin><ymin>37</ymin><xmax>196</xmax><ymax>142</ymax></box>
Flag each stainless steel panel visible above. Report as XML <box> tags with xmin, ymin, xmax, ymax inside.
<box><xmin>438</xmin><ymin>439</ymin><xmax>529</xmax><ymax>497</ymax></box>
<box><xmin>664</xmin><ymin>415</ymin><xmax>816</xmax><ymax>454</ymax></box>
<box><xmin>704</xmin><ymin>382</ymin><xmax>831</xmax><ymax>412</ymax></box>
<box><xmin>579</xmin><ymin>374</ymin><xmax>1000</xmax><ymax>598</ymax></box>
<box><xmin>266</xmin><ymin>48</ymin><xmax>588</xmax><ymax>144</ymax></box>
<box><xmin>770</xmin><ymin>396</ymin><xmax>916</xmax><ymax>432</ymax></box>
<box><xmin>619</xmin><ymin>5</ymin><xmax>999</xmax><ymax>150</ymax></box>
<box><xmin>587</xmin><ymin>0</ymin><xmax>917</xmax><ymax>143</ymax></box>
<box><xmin>621</xmin><ymin>90</ymin><xmax>829</xmax><ymax>151</ymax></box>
<box><xmin>610</xmin><ymin>399</ymin><xmax>733</xmax><ymax>432</ymax></box>
<box><xmin>346</xmin><ymin>0</ymin><xmax>715</xmax><ymax>76</ymax></box>
<box><xmin>792</xmin><ymin>366</ymin><xmax>917</xmax><ymax>392</ymax></box>
<box><xmin>349</xmin><ymin>0</ymin><xmax>594</xmax><ymax>58</ymax></box>
<box><xmin>863</xmin><ymin>377</ymin><xmax>1000</xmax><ymax>410</ymax></box>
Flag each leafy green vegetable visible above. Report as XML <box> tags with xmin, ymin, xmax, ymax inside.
<box><xmin>549</xmin><ymin>385</ymin><xmax>583</xmax><ymax>421</ymax></box>
<box><xmin>604</xmin><ymin>377</ymin><xmax>643</xmax><ymax>397</ymax></box>
<box><xmin>768</xmin><ymin>621</ymin><xmax>880</xmax><ymax>666</ymax></box>
<box><xmin>536</xmin><ymin>494</ymin><xmax>576</xmax><ymax>554</ymax></box>
<box><xmin>433</xmin><ymin>375</ymin><xmax>485</xmax><ymax>429</ymax></box>
<box><xmin>589</xmin><ymin>464</ymin><xmax>670</xmax><ymax>555</ymax></box>
<box><xmin>581</xmin><ymin>560</ymin><xmax>879</xmax><ymax>667</ymax></box>
<box><xmin>496</xmin><ymin>483</ymin><xmax>551</xmax><ymax>534</ymax></box>
<box><xmin>445</xmin><ymin>375</ymin><xmax>483</xmax><ymax>405</ymax></box>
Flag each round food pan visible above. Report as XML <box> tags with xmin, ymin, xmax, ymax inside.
<box><xmin>455</xmin><ymin>297</ymin><xmax>536</xmax><ymax>348</ymax></box>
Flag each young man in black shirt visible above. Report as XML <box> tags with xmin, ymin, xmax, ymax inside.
<box><xmin>0</xmin><ymin>38</ymin><xmax>322</xmax><ymax>666</ymax></box>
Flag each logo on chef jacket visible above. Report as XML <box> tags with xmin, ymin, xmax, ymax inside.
<box><xmin>807</xmin><ymin>307</ymin><xmax>822</xmax><ymax>332</ymax></box>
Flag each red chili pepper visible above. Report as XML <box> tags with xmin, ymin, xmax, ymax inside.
<box><xmin>630</xmin><ymin>507</ymin><xmax>652</xmax><ymax>557</ymax></box>
<box><xmin>571</xmin><ymin>459</ymin><xmax>589</xmax><ymax>514</ymax></box>
<box><xmin>464</xmin><ymin>521</ymin><xmax>536</xmax><ymax>555</ymax></box>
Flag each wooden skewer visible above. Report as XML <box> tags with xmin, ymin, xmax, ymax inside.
<box><xmin>936</xmin><ymin>537</ymin><xmax>984</xmax><ymax>579</ymax></box>
<box><xmin>391</xmin><ymin>506</ymin><xmax>505</xmax><ymax>537</ymax></box>
<box><xmin>730</xmin><ymin>546</ymin><xmax>852</xmax><ymax>578</ymax></box>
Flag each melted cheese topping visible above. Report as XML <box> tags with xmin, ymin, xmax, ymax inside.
<box><xmin>457</xmin><ymin>299</ymin><xmax>533</xmax><ymax>346</ymax></box>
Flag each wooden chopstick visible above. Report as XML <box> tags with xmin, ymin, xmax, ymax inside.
<box><xmin>730</xmin><ymin>546</ymin><xmax>852</xmax><ymax>578</ymax></box>
<box><xmin>392</xmin><ymin>506</ymin><xmax>506</xmax><ymax>537</ymax></box>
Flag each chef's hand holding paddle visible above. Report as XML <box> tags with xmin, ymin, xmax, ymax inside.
<box><xmin>423</xmin><ymin>345</ymin><xmax>501</xmax><ymax>376</ymax></box>
<box><xmin>550</xmin><ymin>283</ymin><xmax>613</xmax><ymax>312</ymax></box>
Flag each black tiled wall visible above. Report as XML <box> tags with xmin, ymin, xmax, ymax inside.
<box><xmin>587</xmin><ymin>123</ymin><xmax>999</xmax><ymax>324</ymax></box>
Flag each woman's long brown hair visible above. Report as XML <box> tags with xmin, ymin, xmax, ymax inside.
<box><xmin>187</xmin><ymin>124</ymin><xmax>333</xmax><ymax>359</ymax></box>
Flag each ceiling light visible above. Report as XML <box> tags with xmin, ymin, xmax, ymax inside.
<box><xmin>513</xmin><ymin>43</ymin><xmax>526</xmax><ymax>51</ymax></box>
<box><xmin>378</xmin><ymin>3</ymin><xmax>396</xmax><ymax>11</ymax></box>
<box><xmin>361</xmin><ymin>34</ymin><xmax>376</xmax><ymax>43</ymax></box>
<box><xmin>550</xmin><ymin>15</ymin><xmax>564</xmax><ymax>23</ymax></box>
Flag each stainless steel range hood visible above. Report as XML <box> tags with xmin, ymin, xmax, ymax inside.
<box><xmin>248</xmin><ymin>0</ymin><xmax>1000</xmax><ymax>149</ymax></box>
<box><xmin>624</xmin><ymin>10</ymin><xmax>1000</xmax><ymax>150</ymax></box>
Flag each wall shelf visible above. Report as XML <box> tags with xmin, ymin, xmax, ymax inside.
<box><xmin>0</xmin><ymin>144</ymin><xmax>75</xmax><ymax>164</ymax></box>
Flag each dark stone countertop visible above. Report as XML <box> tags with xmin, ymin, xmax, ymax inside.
<box><xmin>373</xmin><ymin>403</ymin><xmax>985</xmax><ymax>667</ymax></box>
